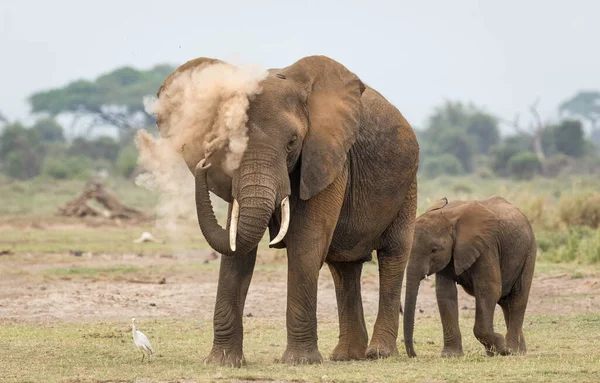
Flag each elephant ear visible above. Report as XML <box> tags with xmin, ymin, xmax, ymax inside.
<box><xmin>452</xmin><ymin>202</ymin><xmax>497</xmax><ymax>275</ymax></box>
<box><xmin>282</xmin><ymin>56</ymin><xmax>366</xmax><ymax>200</ymax></box>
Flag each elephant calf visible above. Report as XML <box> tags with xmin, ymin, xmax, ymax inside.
<box><xmin>403</xmin><ymin>196</ymin><xmax>536</xmax><ymax>357</ymax></box>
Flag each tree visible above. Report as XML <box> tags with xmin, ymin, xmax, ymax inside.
<box><xmin>466</xmin><ymin>112</ymin><xmax>500</xmax><ymax>154</ymax></box>
<box><xmin>32</xmin><ymin>118</ymin><xmax>65</xmax><ymax>142</ymax></box>
<box><xmin>490</xmin><ymin>134</ymin><xmax>531</xmax><ymax>176</ymax></box>
<box><xmin>500</xmin><ymin>99</ymin><xmax>548</xmax><ymax>173</ymax></box>
<box><xmin>28</xmin><ymin>64</ymin><xmax>175</xmax><ymax>133</ymax></box>
<box><xmin>433</xmin><ymin>129</ymin><xmax>474</xmax><ymax>172</ymax></box>
<box><xmin>422</xmin><ymin>153</ymin><xmax>465</xmax><ymax>178</ymax></box>
<box><xmin>553</xmin><ymin>119</ymin><xmax>586</xmax><ymax>157</ymax></box>
<box><xmin>559</xmin><ymin>91</ymin><xmax>600</xmax><ymax>128</ymax></box>
<box><xmin>426</xmin><ymin>100</ymin><xmax>500</xmax><ymax>156</ymax></box>
<box><xmin>68</xmin><ymin>136</ymin><xmax>120</xmax><ymax>162</ymax></box>
<box><xmin>508</xmin><ymin>152</ymin><xmax>541</xmax><ymax>180</ymax></box>
<box><xmin>0</xmin><ymin>123</ymin><xmax>44</xmax><ymax>179</ymax></box>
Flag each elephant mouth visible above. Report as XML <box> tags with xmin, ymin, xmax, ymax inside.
<box><xmin>228</xmin><ymin>195</ymin><xmax>291</xmax><ymax>252</ymax></box>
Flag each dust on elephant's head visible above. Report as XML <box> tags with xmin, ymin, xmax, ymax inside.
<box><xmin>147</xmin><ymin>55</ymin><xmax>366</xmax><ymax>256</ymax></box>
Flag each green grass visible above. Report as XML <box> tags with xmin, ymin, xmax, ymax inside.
<box><xmin>0</xmin><ymin>314</ymin><xmax>599</xmax><ymax>383</ymax></box>
<box><xmin>0</xmin><ymin>224</ymin><xmax>209</xmax><ymax>254</ymax></box>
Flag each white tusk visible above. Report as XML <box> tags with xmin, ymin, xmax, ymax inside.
<box><xmin>229</xmin><ymin>200</ymin><xmax>239</xmax><ymax>252</ymax></box>
<box><xmin>269</xmin><ymin>196</ymin><xmax>290</xmax><ymax>246</ymax></box>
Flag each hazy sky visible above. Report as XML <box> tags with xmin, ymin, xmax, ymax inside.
<box><xmin>1</xmin><ymin>0</ymin><xmax>599</xmax><ymax>131</ymax></box>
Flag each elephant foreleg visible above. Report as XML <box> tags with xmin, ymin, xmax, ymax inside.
<box><xmin>278</xmin><ymin>169</ymin><xmax>347</xmax><ymax>365</ymax></box>
<box><xmin>436</xmin><ymin>272</ymin><xmax>463</xmax><ymax>357</ymax></box>
<box><xmin>204</xmin><ymin>247</ymin><xmax>257</xmax><ymax>367</ymax></box>
<box><xmin>328</xmin><ymin>260</ymin><xmax>368</xmax><ymax>361</ymax></box>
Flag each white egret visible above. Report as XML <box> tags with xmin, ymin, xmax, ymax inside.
<box><xmin>131</xmin><ymin>318</ymin><xmax>153</xmax><ymax>362</ymax></box>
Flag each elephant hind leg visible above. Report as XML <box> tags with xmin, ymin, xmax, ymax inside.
<box><xmin>501</xmin><ymin>249</ymin><xmax>536</xmax><ymax>355</ymax></box>
<box><xmin>499</xmin><ymin>299</ymin><xmax>527</xmax><ymax>355</ymax></box>
<box><xmin>328</xmin><ymin>260</ymin><xmax>369</xmax><ymax>361</ymax></box>
<box><xmin>366</xmin><ymin>181</ymin><xmax>417</xmax><ymax>359</ymax></box>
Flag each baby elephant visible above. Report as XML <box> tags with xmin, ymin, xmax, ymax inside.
<box><xmin>403</xmin><ymin>196</ymin><xmax>536</xmax><ymax>358</ymax></box>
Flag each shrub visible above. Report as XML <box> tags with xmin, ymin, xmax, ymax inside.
<box><xmin>42</xmin><ymin>156</ymin><xmax>93</xmax><ymax>179</ymax></box>
<box><xmin>474</xmin><ymin>167</ymin><xmax>493</xmax><ymax>179</ymax></box>
<box><xmin>421</xmin><ymin>154</ymin><xmax>465</xmax><ymax>179</ymax></box>
<box><xmin>507</xmin><ymin>152</ymin><xmax>540</xmax><ymax>180</ymax></box>
<box><xmin>538</xmin><ymin>227</ymin><xmax>600</xmax><ymax>264</ymax></box>
<box><xmin>544</xmin><ymin>154</ymin><xmax>571</xmax><ymax>178</ymax></box>
<box><xmin>452</xmin><ymin>183</ymin><xmax>472</xmax><ymax>194</ymax></box>
<box><xmin>116</xmin><ymin>143</ymin><xmax>139</xmax><ymax>178</ymax></box>
<box><xmin>559</xmin><ymin>191</ymin><xmax>600</xmax><ymax>229</ymax></box>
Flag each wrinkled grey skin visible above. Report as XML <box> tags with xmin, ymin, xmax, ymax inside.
<box><xmin>156</xmin><ymin>55</ymin><xmax>420</xmax><ymax>367</ymax></box>
<box><xmin>403</xmin><ymin>196</ymin><xmax>536</xmax><ymax>358</ymax></box>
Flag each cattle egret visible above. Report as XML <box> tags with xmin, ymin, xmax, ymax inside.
<box><xmin>131</xmin><ymin>318</ymin><xmax>153</xmax><ymax>362</ymax></box>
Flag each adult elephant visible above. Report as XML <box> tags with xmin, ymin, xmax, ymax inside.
<box><xmin>153</xmin><ymin>55</ymin><xmax>419</xmax><ymax>366</ymax></box>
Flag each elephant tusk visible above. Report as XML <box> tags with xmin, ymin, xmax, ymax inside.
<box><xmin>229</xmin><ymin>200</ymin><xmax>239</xmax><ymax>252</ymax></box>
<box><xmin>269</xmin><ymin>196</ymin><xmax>290</xmax><ymax>246</ymax></box>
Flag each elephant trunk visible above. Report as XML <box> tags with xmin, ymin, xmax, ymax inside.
<box><xmin>403</xmin><ymin>262</ymin><xmax>422</xmax><ymax>358</ymax></box>
<box><xmin>194</xmin><ymin>148</ymin><xmax>287</xmax><ymax>256</ymax></box>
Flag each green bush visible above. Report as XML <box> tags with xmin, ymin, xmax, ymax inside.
<box><xmin>116</xmin><ymin>143</ymin><xmax>139</xmax><ymax>178</ymax></box>
<box><xmin>544</xmin><ymin>154</ymin><xmax>571</xmax><ymax>178</ymax></box>
<box><xmin>490</xmin><ymin>135</ymin><xmax>531</xmax><ymax>176</ymax></box>
<box><xmin>538</xmin><ymin>227</ymin><xmax>600</xmax><ymax>264</ymax></box>
<box><xmin>422</xmin><ymin>154</ymin><xmax>465</xmax><ymax>179</ymax></box>
<box><xmin>507</xmin><ymin>152</ymin><xmax>540</xmax><ymax>180</ymax></box>
<box><xmin>474</xmin><ymin>167</ymin><xmax>493</xmax><ymax>179</ymax></box>
<box><xmin>41</xmin><ymin>156</ymin><xmax>93</xmax><ymax>179</ymax></box>
<box><xmin>559</xmin><ymin>191</ymin><xmax>600</xmax><ymax>229</ymax></box>
<box><xmin>3</xmin><ymin>150</ymin><xmax>42</xmax><ymax>179</ymax></box>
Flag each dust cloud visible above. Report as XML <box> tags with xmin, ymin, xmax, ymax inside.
<box><xmin>134</xmin><ymin>61</ymin><xmax>268</xmax><ymax>247</ymax></box>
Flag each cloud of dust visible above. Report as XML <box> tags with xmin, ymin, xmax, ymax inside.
<box><xmin>134</xmin><ymin>61</ymin><xmax>269</xmax><ymax>250</ymax></box>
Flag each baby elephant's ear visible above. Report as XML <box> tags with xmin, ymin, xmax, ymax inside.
<box><xmin>452</xmin><ymin>202</ymin><xmax>496</xmax><ymax>275</ymax></box>
<box><xmin>426</xmin><ymin>197</ymin><xmax>448</xmax><ymax>213</ymax></box>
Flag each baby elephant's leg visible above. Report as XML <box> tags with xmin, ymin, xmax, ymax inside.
<box><xmin>473</xmin><ymin>282</ymin><xmax>510</xmax><ymax>356</ymax></box>
<box><xmin>502</xmin><ymin>253</ymin><xmax>535</xmax><ymax>354</ymax></box>
<box><xmin>435</xmin><ymin>273</ymin><xmax>463</xmax><ymax>357</ymax></box>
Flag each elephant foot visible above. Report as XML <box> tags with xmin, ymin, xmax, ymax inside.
<box><xmin>277</xmin><ymin>347</ymin><xmax>323</xmax><ymax>365</ymax></box>
<box><xmin>203</xmin><ymin>347</ymin><xmax>246</xmax><ymax>368</ymax></box>
<box><xmin>485</xmin><ymin>347</ymin><xmax>513</xmax><ymax>357</ymax></box>
<box><xmin>330</xmin><ymin>342</ymin><xmax>367</xmax><ymax>361</ymax></box>
<box><xmin>365</xmin><ymin>339</ymin><xmax>399</xmax><ymax>359</ymax></box>
<box><xmin>506</xmin><ymin>337</ymin><xmax>527</xmax><ymax>355</ymax></box>
<box><xmin>441</xmin><ymin>347</ymin><xmax>464</xmax><ymax>358</ymax></box>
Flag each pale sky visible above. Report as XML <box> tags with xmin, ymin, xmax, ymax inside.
<box><xmin>1</xmin><ymin>0</ymin><xmax>599</xmax><ymax>131</ymax></box>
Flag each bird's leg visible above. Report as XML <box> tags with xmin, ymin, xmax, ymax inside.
<box><xmin>141</xmin><ymin>350</ymin><xmax>145</xmax><ymax>363</ymax></box>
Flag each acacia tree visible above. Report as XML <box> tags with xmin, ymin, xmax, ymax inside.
<box><xmin>28</xmin><ymin>65</ymin><xmax>174</xmax><ymax>133</ymax></box>
<box><xmin>559</xmin><ymin>91</ymin><xmax>600</xmax><ymax>147</ymax></box>
<box><xmin>418</xmin><ymin>100</ymin><xmax>500</xmax><ymax>176</ymax></box>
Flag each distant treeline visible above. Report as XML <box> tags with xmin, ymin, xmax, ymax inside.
<box><xmin>0</xmin><ymin>64</ymin><xmax>599</xmax><ymax>181</ymax></box>
<box><xmin>416</xmin><ymin>98</ymin><xmax>600</xmax><ymax>180</ymax></box>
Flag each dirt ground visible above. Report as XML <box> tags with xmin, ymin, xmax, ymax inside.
<box><xmin>1</xmin><ymin>250</ymin><xmax>599</xmax><ymax>324</ymax></box>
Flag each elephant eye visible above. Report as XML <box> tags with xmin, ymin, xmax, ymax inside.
<box><xmin>431</xmin><ymin>246</ymin><xmax>438</xmax><ymax>254</ymax></box>
<box><xmin>287</xmin><ymin>135</ymin><xmax>298</xmax><ymax>151</ymax></box>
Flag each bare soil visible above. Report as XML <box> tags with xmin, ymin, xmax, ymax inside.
<box><xmin>1</xmin><ymin>250</ymin><xmax>599</xmax><ymax>324</ymax></box>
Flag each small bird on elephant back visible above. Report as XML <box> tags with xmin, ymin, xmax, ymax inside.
<box><xmin>403</xmin><ymin>196</ymin><xmax>537</xmax><ymax>358</ymax></box>
<box><xmin>141</xmin><ymin>55</ymin><xmax>420</xmax><ymax>366</ymax></box>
